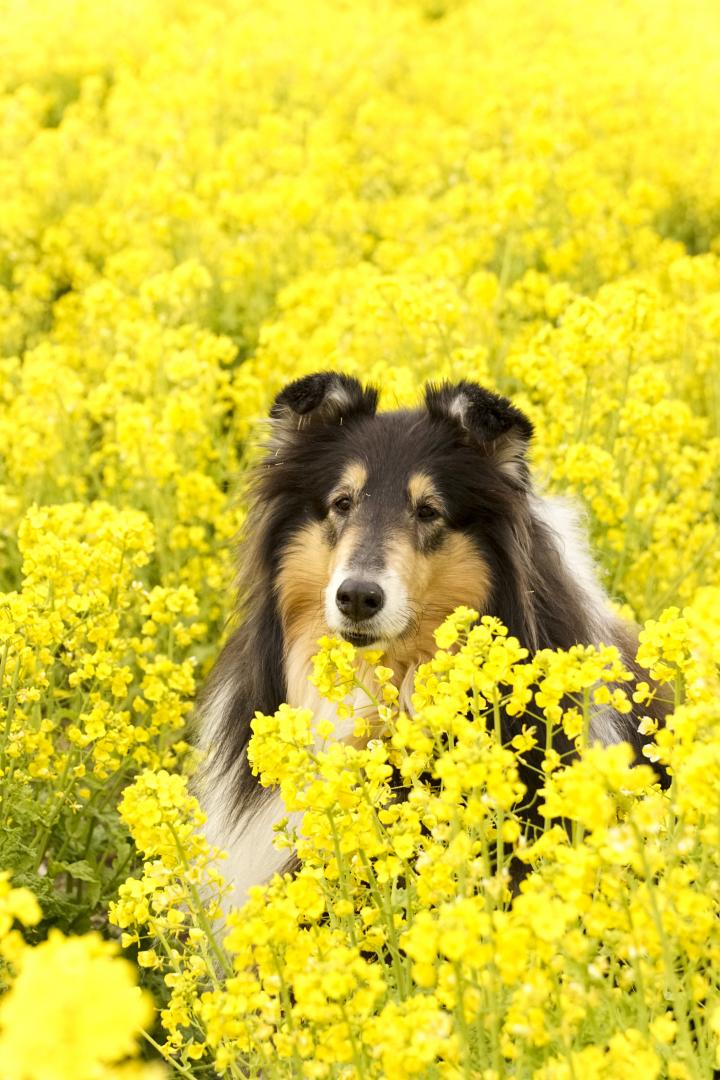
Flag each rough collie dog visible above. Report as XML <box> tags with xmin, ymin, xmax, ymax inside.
<box><xmin>197</xmin><ymin>371</ymin><xmax>658</xmax><ymax>909</ymax></box>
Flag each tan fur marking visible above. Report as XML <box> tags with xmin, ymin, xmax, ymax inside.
<box><xmin>275</xmin><ymin>515</ymin><xmax>367</xmax><ymax>680</ymax></box>
<box><xmin>385</xmin><ymin>532</ymin><xmax>491</xmax><ymax>664</ymax></box>
<box><xmin>275</xmin><ymin>522</ymin><xmax>331</xmax><ymax>641</ymax></box>
<box><xmin>276</xmin><ymin>520</ymin><xmax>379</xmax><ymax>717</ymax></box>
<box><xmin>330</xmin><ymin>460</ymin><xmax>367</xmax><ymax>502</ymax></box>
<box><xmin>407</xmin><ymin>471</ymin><xmax>442</xmax><ymax>510</ymax></box>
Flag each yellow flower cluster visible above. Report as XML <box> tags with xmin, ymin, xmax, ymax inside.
<box><xmin>114</xmin><ymin>596</ymin><xmax>720</xmax><ymax>1077</ymax></box>
<box><xmin>0</xmin><ymin>499</ymin><xmax>201</xmax><ymax>923</ymax></box>
<box><xmin>1</xmin><ymin>0</ymin><xmax>719</xmax><ymax>1075</ymax></box>
<box><xmin>110</xmin><ymin>771</ymin><xmax>230</xmax><ymax>1066</ymax></box>
<box><xmin>0</xmin><ymin>873</ymin><xmax>157</xmax><ymax>1080</ymax></box>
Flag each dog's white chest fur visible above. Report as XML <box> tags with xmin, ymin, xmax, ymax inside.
<box><xmin>198</xmin><ymin>641</ymin><xmax>369</xmax><ymax>912</ymax></box>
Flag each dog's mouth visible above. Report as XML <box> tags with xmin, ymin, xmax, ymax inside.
<box><xmin>339</xmin><ymin>628</ymin><xmax>383</xmax><ymax>647</ymax></box>
<box><xmin>336</xmin><ymin>614</ymin><xmax>414</xmax><ymax>649</ymax></box>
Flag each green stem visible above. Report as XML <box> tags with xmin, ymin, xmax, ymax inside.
<box><xmin>327</xmin><ymin>809</ymin><xmax>358</xmax><ymax>947</ymax></box>
<box><xmin>358</xmin><ymin>849</ymin><xmax>409</xmax><ymax>1000</ymax></box>
<box><xmin>167</xmin><ymin>822</ymin><xmax>233</xmax><ymax>978</ymax></box>
<box><xmin>0</xmin><ymin>651</ymin><xmax>20</xmax><ymax>816</ymax></box>
<box><xmin>33</xmin><ymin>748</ymin><xmax>77</xmax><ymax>868</ymax></box>
<box><xmin>629</xmin><ymin>819</ymin><xmax>700</xmax><ymax>1078</ymax></box>
<box><xmin>492</xmin><ymin>691</ymin><xmax>505</xmax><ymax>875</ymax></box>
<box><xmin>453</xmin><ymin>961</ymin><xmax>476</xmax><ymax>1078</ymax></box>
<box><xmin>339</xmin><ymin>1000</ymin><xmax>371</xmax><ymax>1078</ymax></box>
<box><xmin>141</xmin><ymin>1029</ymin><xmax>196</xmax><ymax>1078</ymax></box>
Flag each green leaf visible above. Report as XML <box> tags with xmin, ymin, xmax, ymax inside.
<box><xmin>52</xmin><ymin>859</ymin><xmax>100</xmax><ymax>884</ymax></box>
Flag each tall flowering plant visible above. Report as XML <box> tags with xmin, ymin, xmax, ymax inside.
<box><xmin>111</xmin><ymin>595</ymin><xmax>720</xmax><ymax>1078</ymax></box>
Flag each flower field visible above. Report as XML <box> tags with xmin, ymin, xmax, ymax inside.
<box><xmin>1</xmin><ymin>0</ymin><xmax>720</xmax><ymax>1075</ymax></box>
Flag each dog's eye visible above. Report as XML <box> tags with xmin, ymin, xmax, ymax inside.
<box><xmin>332</xmin><ymin>495</ymin><xmax>353</xmax><ymax>514</ymax></box>
<box><xmin>416</xmin><ymin>503</ymin><xmax>440</xmax><ymax>522</ymax></box>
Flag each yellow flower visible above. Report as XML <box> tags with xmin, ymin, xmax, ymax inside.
<box><xmin>0</xmin><ymin>872</ymin><xmax>42</xmax><ymax>942</ymax></box>
<box><xmin>0</xmin><ymin>931</ymin><xmax>154</xmax><ymax>1080</ymax></box>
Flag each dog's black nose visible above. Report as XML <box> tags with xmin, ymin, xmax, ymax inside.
<box><xmin>335</xmin><ymin>578</ymin><xmax>385</xmax><ymax>621</ymax></box>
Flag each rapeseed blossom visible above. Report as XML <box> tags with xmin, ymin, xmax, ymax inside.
<box><xmin>0</xmin><ymin>875</ymin><xmax>157</xmax><ymax>1079</ymax></box>
<box><xmin>0</xmin><ymin>0</ymin><xmax>719</xmax><ymax>1075</ymax></box>
<box><xmin>0</xmin><ymin>930</ymin><xmax>157</xmax><ymax>1080</ymax></box>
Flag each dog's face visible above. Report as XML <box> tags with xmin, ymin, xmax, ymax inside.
<box><xmin>259</xmin><ymin>373</ymin><xmax>533</xmax><ymax>654</ymax></box>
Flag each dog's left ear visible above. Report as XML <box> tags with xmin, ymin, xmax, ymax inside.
<box><xmin>424</xmin><ymin>381</ymin><xmax>533</xmax><ymax>482</ymax></box>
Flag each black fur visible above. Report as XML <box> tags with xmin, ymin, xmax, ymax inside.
<box><xmin>271</xmin><ymin>371</ymin><xmax>378</xmax><ymax>423</ymax></box>
<box><xmin>425</xmin><ymin>380</ymin><xmax>534</xmax><ymax>443</ymax></box>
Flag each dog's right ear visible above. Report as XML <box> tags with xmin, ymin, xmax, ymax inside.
<box><xmin>269</xmin><ymin>372</ymin><xmax>378</xmax><ymax>440</ymax></box>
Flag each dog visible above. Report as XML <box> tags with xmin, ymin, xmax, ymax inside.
<box><xmin>196</xmin><ymin>371</ymin><xmax>663</xmax><ymax>910</ymax></box>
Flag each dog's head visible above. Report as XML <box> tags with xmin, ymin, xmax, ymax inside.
<box><xmin>254</xmin><ymin>372</ymin><xmax>534</xmax><ymax>654</ymax></box>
